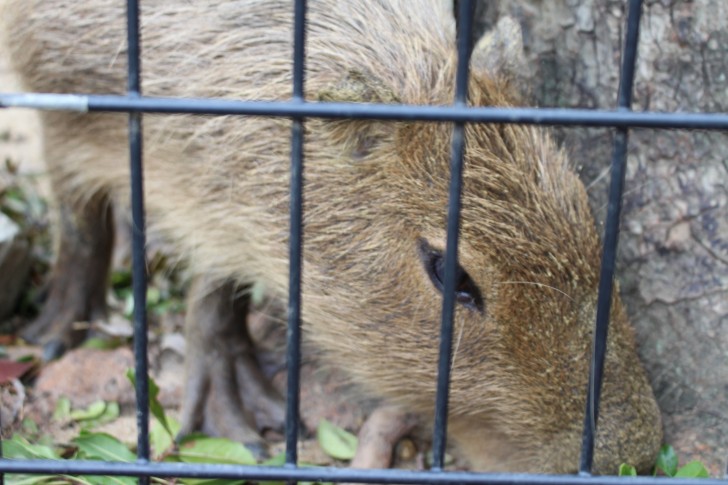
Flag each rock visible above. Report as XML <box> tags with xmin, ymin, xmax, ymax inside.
<box><xmin>0</xmin><ymin>379</ymin><xmax>25</xmax><ymax>438</ymax></box>
<box><xmin>34</xmin><ymin>347</ymin><xmax>135</xmax><ymax>409</ymax></box>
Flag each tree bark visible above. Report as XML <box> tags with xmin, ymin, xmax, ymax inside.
<box><xmin>476</xmin><ymin>0</ymin><xmax>728</xmax><ymax>475</ymax></box>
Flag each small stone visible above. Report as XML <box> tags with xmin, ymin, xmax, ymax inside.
<box><xmin>160</xmin><ymin>332</ymin><xmax>186</xmax><ymax>355</ymax></box>
<box><xmin>94</xmin><ymin>314</ymin><xmax>134</xmax><ymax>338</ymax></box>
<box><xmin>626</xmin><ymin>219</ymin><xmax>643</xmax><ymax>236</ymax></box>
<box><xmin>0</xmin><ymin>379</ymin><xmax>25</xmax><ymax>438</ymax></box>
<box><xmin>34</xmin><ymin>347</ymin><xmax>135</xmax><ymax>408</ymax></box>
<box><xmin>664</xmin><ymin>221</ymin><xmax>692</xmax><ymax>251</ymax></box>
<box><xmin>396</xmin><ymin>438</ymin><xmax>417</xmax><ymax>461</ymax></box>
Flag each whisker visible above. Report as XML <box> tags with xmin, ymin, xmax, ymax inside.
<box><xmin>585</xmin><ymin>165</ymin><xmax>610</xmax><ymax>193</ymax></box>
<box><xmin>495</xmin><ymin>280</ymin><xmax>575</xmax><ymax>302</ymax></box>
<box><xmin>451</xmin><ymin>315</ymin><xmax>466</xmax><ymax>373</ymax></box>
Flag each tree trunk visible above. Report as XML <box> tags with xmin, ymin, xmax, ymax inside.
<box><xmin>476</xmin><ymin>0</ymin><xmax>728</xmax><ymax>475</ymax></box>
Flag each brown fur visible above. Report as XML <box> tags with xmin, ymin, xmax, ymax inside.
<box><xmin>1</xmin><ymin>0</ymin><xmax>661</xmax><ymax>473</ymax></box>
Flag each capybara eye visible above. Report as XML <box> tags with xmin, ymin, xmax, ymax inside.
<box><xmin>418</xmin><ymin>239</ymin><xmax>484</xmax><ymax>313</ymax></box>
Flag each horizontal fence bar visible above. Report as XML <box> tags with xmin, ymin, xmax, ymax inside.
<box><xmin>0</xmin><ymin>460</ymin><xmax>725</xmax><ymax>485</ymax></box>
<box><xmin>2</xmin><ymin>93</ymin><xmax>728</xmax><ymax>129</ymax></box>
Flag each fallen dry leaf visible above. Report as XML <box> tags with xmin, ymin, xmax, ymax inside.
<box><xmin>0</xmin><ymin>358</ymin><xmax>33</xmax><ymax>383</ymax></box>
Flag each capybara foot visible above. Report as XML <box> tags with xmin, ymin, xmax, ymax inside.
<box><xmin>350</xmin><ymin>406</ymin><xmax>419</xmax><ymax>469</ymax></box>
<box><xmin>22</xmin><ymin>198</ymin><xmax>113</xmax><ymax>360</ymax></box>
<box><xmin>179</xmin><ymin>276</ymin><xmax>285</xmax><ymax>453</ymax></box>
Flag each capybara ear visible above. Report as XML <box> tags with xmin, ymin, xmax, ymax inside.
<box><xmin>318</xmin><ymin>69</ymin><xmax>400</xmax><ymax>105</ymax></box>
<box><xmin>317</xmin><ymin>70</ymin><xmax>399</xmax><ymax>161</ymax></box>
<box><xmin>470</xmin><ymin>16</ymin><xmax>527</xmax><ymax>83</ymax></box>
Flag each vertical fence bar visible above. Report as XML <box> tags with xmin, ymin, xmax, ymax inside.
<box><xmin>285</xmin><ymin>0</ymin><xmax>307</xmax><ymax>473</ymax></box>
<box><xmin>0</xmin><ymin>394</ymin><xmax>3</xmax><ymax>485</ymax></box>
<box><xmin>126</xmin><ymin>0</ymin><xmax>150</xmax><ymax>482</ymax></box>
<box><xmin>579</xmin><ymin>0</ymin><xmax>643</xmax><ymax>475</ymax></box>
<box><xmin>431</xmin><ymin>0</ymin><xmax>474</xmax><ymax>472</ymax></box>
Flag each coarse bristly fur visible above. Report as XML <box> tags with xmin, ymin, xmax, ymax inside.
<box><xmin>1</xmin><ymin>0</ymin><xmax>662</xmax><ymax>474</ymax></box>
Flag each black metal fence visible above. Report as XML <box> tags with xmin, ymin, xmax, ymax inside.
<box><xmin>1</xmin><ymin>0</ymin><xmax>728</xmax><ymax>484</ymax></box>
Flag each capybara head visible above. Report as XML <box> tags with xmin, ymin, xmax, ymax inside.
<box><xmin>304</xmin><ymin>16</ymin><xmax>662</xmax><ymax>474</ymax></box>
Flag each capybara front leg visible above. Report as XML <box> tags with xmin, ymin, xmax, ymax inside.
<box><xmin>179</xmin><ymin>276</ymin><xmax>285</xmax><ymax>459</ymax></box>
<box><xmin>350</xmin><ymin>406</ymin><xmax>419</xmax><ymax>469</ymax></box>
<box><xmin>22</xmin><ymin>193</ymin><xmax>114</xmax><ymax>360</ymax></box>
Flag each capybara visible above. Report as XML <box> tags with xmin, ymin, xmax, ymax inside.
<box><xmin>0</xmin><ymin>0</ymin><xmax>662</xmax><ymax>473</ymax></box>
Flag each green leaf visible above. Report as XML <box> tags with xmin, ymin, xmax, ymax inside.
<box><xmin>257</xmin><ymin>452</ymin><xmax>332</xmax><ymax>485</ymax></box>
<box><xmin>21</xmin><ymin>418</ymin><xmax>39</xmax><ymax>435</ymax></box>
<box><xmin>261</xmin><ymin>452</ymin><xmax>287</xmax><ymax>466</ymax></box>
<box><xmin>147</xmin><ymin>287</ymin><xmax>161</xmax><ymax>306</ymax></box>
<box><xmin>73</xmin><ymin>431</ymin><xmax>136</xmax><ymax>462</ymax></box>
<box><xmin>424</xmin><ymin>450</ymin><xmax>455</xmax><ymax>468</ymax></box>
<box><xmin>5</xmin><ymin>475</ymin><xmax>60</xmax><ymax>485</ymax></box>
<box><xmin>149</xmin><ymin>390</ymin><xmax>172</xmax><ymax>437</ymax></box>
<box><xmin>52</xmin><ymin>397</ymin><xmax>71</xmax><ymax>421</ymax></box>
<box><xmin>4</xmin><ymin>434</ymin><xmax>59</xmax><ymax>459</ymax></box>
<box><xmin>82</xmin><ymin>337</ymin><xmax>124</xmax><ymax>350</ymax></box>
<box><xmin>675</xmin><ymin>461</ymin><xmax>710</xmax><ymax>478</ymax></box>
<box><xmin>70</xmin><ymin>401</ymin><xmax>107</xmax><ymax>421</ymax></box>
<box><xmin>179</xmin><ymin>480</ymin><xmax>244</xmax><ymax>485</ymax></box>
<box><xmin>619</xmin><ymin>464</ymin><xmax>637</xmax><ymax>476</ymax></box>
<box><xmin>121</xmin><ymin>287</ymin><xmax>165</xmax><ymax>315</ymax></box>
<box><xmin>656</xmin><ymin>444</ymin><xmax>679</xmax><ymax>476</ymax></box>
<box><xmin>111</xmin><ymin>269</ymin><xmax>132</xmax><ymax>289</ymax></box>
<box><xmin>126</xmin><ymin>369</ymin><xmax>174</xmax><ymax>438</ymax></box>
<box><xmin>123</xmin><ymin>293</ymin><xmax>135</xmax><ymax>318</ymax></box>
<box><xmin>66</xmin><ymin>475</ymin><xmax>137</xmax><ymax>485</ymax></box>
<box><xmin>60</xmin><ymin>477</ymin><xmax>98</xmax><ymax>485</ymax></box>
<box><xmin>251</xmin><ymin>479</ymin><xmax>285</xmax><ymax>485</ymax></box>
<box><xmin>150</xmin><ymin>415</ymin><xmax>181</xmax><ymax>458</ymax></box>
<box><xmin>316</xmin><ymin>419</ymin><xmax>358</xmax><ymax>461</ymax></box>
<box><xmin>177</xmin><ymin>437</ymin><xmax>256</xmax><ymax>465</ymax></box>
<box><xmin>36</xmin><ymin>434</ymin><xmax>55</xmax><ymax>448</ymax></box>
<box><xmin>250</xmin><ymin>281</ymin><xmax>266</xmax><ymax>306</ymax></box>
<box><xmin>80</xmin><ymin>402</ymin><xmax>121</xmax><ymax>430</ymax></box>
<box><xmin>100</xmin><ymin>401</ymin><xmax>120</xmax><ymax>422</ymax></box>
<box><xmin>256</xmin><ymin>453</ymin><xmax>302</xmax><ymax>485</ymax></box>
